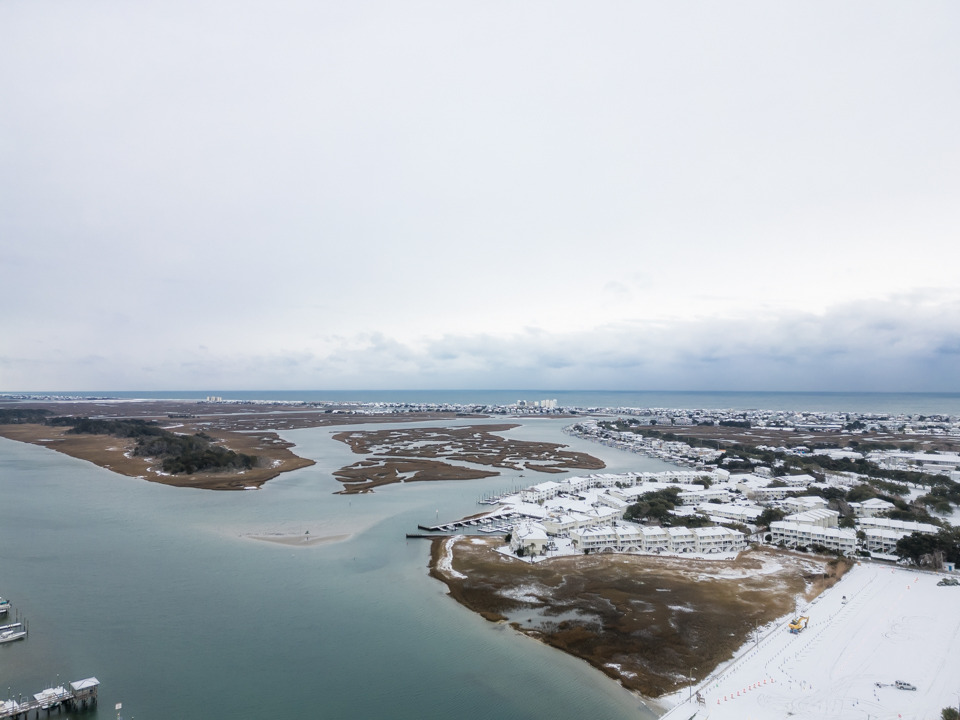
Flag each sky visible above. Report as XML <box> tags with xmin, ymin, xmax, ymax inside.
<box><xmin>1</xmin><ymin>1</ymin><xmax>959</xmax><ymax>392</ymax></box>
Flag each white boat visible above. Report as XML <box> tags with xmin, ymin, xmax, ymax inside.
<box><xmin>0</xmin><ymin>629</ymin><xmax>26</xmax><ymax>643</ymax></box>
<box><xmin>0</xmin><ymin>622</ymin><xmax>25</xmax><ymax>643</ymax></box>
<box><xmin>1</xmin><ymin>700</ymin><xmax>21</xmax><ymax>714</ymax></box>
<box><xmin>0</xmin><ymin>597</ymin><xmax>9</xmax><ymax>615</ymax></box>
<box><xmin>33</xmin><ymin>687</ymin><xmax>68</xmax><ymax>709</ymax></box>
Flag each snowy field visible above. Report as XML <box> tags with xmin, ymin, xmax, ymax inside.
<box><xmin>661</xmin><ymin>563</ymin><xmax>960</xmax><ymax>720</ymax></box>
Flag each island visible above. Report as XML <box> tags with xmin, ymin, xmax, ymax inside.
<box><xmin>332</xmin><ymin>424</ymin><xmax>605</xmax><ymax>493</ymax></box>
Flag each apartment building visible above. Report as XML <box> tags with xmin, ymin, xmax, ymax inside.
<box><xmin>769</xmin><ymin>521</ymin><xmax>856</xmax><ymax>554</ymax></box>
<box><xmin>783</xmin><ymin>508</ymin><xmax>839</xmax><ymax>528</ymax></box>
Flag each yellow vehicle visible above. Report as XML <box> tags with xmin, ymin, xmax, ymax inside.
<box><xmin>788</xmin><ymin>616</ymin><xmax>809</xmax><ymax>634</ymax></box>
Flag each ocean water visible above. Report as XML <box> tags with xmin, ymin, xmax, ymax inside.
<box><xmin>10</xmin><ymin>390</ymin><xmax>960</xmax><ymax>415</ymax></box>
<box><xmin>0</xmin><ymin>418</ymin><xmax>675</xmax><ymax>720</ymax></box>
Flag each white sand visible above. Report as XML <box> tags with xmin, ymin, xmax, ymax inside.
<box><xmin>661</xmin><ymin>563</ymin><xmax>960</xmax><ymax>720</ymax></box>
<box><xmin>248</xmin><ymin>533</ymin><xmax>351</xmax><ymax>547</ymax></box>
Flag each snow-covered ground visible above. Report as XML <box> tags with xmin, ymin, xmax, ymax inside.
<box><xmin>661</xmin><ymin>563</ymin><xmax>960</xmax><ymax>720</ymax></box>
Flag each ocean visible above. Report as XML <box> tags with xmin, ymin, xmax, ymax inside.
<box><xmin>10</xmin><ymin>390</ymin><xmax>960</xmax><ymax>415</ymax></box>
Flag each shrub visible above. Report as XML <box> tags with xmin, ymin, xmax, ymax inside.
<box><xmin>0</xmin><ymin>408</ymin><xmax>52</xmax><ymax>424</ymax></box>
<box><xmin>625</xmin><ymin>488</ymin><xmax>682</xmax><ymax>523</ymax></box>
<box><xmin>48</xmin><ymin>416</ymin><xmax>258</xmax><ymax>475</ymax></box>
<box><xmin>757</xmin><ymin>508</ymin><xmax>786</xmax><ymax>528</ymax></box>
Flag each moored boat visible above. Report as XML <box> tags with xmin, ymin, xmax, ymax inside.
<box><xmin>0</xmin><ymin>622</ymin><xmax>26</xmax><ymax>643</ymax></box>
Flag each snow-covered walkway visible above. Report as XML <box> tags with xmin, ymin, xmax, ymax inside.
<box><xmin>663</xmin><ymin>563</ymin><xmax>960</xmax><ymax>720</ymax></box>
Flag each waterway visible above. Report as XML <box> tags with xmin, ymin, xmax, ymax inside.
<box><xmin>0</xmin><ymin>418</ymin><xmax>673</xmax><ymax>719</ymax></box>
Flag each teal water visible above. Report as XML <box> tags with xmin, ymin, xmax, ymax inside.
<box><xmin>0</xmin><ymin>418</ymin><xmax>672</xmax><ymax>719</ymax></box>
<box><xmin>9</xmin><ymin>390</ymin><xmax>960</xmax><ymax>414</ymax></box>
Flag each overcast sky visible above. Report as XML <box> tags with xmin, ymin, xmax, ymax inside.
<box><xmin>2</xmin><ymin>1</ymin><xmax>959</xmax><ymax>392</ymax></box>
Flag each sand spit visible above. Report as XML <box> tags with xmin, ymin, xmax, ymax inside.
<box><xmin>247</xmin><ymin>533</ymin><xmax>352</xmax><ymax>547</ymax></box>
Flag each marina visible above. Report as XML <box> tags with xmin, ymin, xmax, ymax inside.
<box><xmin>417</xmin><ymin>506</ymin><xmax>517</xmax><ymax>534</ymax></box>
<box><xmin>0</xmin><ymin>678</ymin><xmax>98</xmax><ymax>719</ymax></box>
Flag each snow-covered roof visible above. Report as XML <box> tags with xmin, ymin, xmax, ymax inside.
<box><xmin>693</xmin><ymin>526</ymin><xmax>743</xmax><ymax>538</ymax></box>
<box><xmin>529</xmin><ymin>481</ymin><xmax>561</xmax><ymax>491</ymax></box>
<box><xmin>784</xmin><ymin>508</ymin><xmax>839</xmax><ymax>523</ymax></box>
<box><xmin>513</xmin><ymin>522</ymin><xmax>548</xmax><ymax>541</ymax></box>
<box><xmin>859</xmin><ymin>518</ymin><xmax>939</xmax><ymax>534</ymax></box>
<box><xmin>770</xmin><ymin>521</ymin><xmax>856</xmax><ymax>540</ymax></box>
<box><xmin>864</xmin><ymin>528</ymin><xmax>910</xmax><ymax>540</ymax></box>
<box><xmin>69</xmin><ymin>678</ymin><xmax>99</xmax><ymax>691</ymax></box>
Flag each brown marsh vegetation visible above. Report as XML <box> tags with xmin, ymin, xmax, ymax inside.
<box><xmin>430</xmin><ymin>537</ymin><xmax>851</xmax><ymax>697</ymax></box>
<box><xmin>332</xmin><ymin>424</ymin><xmax>604</xmax><ymax>493</ymax></box>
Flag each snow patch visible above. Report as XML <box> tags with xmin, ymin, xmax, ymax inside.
<box><xmin>436</xmin><ymin>536</ymin><xmax>467</xmax><ymax>579</ymax></box>
<box><xmin>497</xmin><ymin>583</ymin><xmax>551</xmax><ymax>604</ymax></box>
<box><xmin>605</xmin><ymin>663</ymin><xmax>637</xmax><ymax>679</ymax></box>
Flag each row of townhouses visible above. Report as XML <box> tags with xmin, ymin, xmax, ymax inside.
<box><xmin>510</xmin><ymin>522</ymin><xmax>747</xmax><ymax>556</ymax></box>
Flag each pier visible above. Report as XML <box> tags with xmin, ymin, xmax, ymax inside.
<box><xmin>417</xmin><ymin>506</ymin><xmax>514</xmax><ymax>534</ymax></box>
<box><xmin>0</xmin><ymin>678</ymin><xmax>98</xmax><ymax>719</ymax></box>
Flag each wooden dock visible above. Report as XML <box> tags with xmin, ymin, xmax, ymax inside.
<box><xmin>0</xmin><ymin>678</ymin><xmax>98</xmax><ymax>719</ymax></box>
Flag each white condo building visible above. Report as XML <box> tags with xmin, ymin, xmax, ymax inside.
<box><xmin>569</xmin><ymin>524</ymin><xmax>746</xmax><ymax>554</ymax></box>
<box><xmin>769</xmin><ymin>521</ymin><xmax>857</xmax><ymax>554</ymax></box>
<box><xmin>848</xmin><ymin>498</ymin><xmax>896</xmax><ymax>517</ymax></box>
<box><xmin>783</xmin><ymin>508</ymin><xmax>839</xmax><ymax>528</ymax></box>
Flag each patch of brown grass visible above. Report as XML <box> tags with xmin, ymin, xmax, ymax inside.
<box><xmin>430</xmin><ymin>539</ymin><xmax>831</xmax><ymax>698</ymax></box>
<box><xmin>333</xmin><ymin>458</ymin><xmax>497</xmax><ymax>494</ymax></box>
<box><xmin>804</xmin><ymin>555</ymin><xmax>854</xmax><ymax>601</ymax></box>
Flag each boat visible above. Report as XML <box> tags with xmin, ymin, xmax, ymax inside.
<box><xmin>33</xmin><ymin>687</ymin><xmax>68</xmax><ymax>709</ymax></box>
<box><xmin>0</xmin><ymin>629</ymin><xmax>26</xmax><ymax>644</ymax></box>
<box><xmin>1</xmin><ymin>700</ymin><xmax>21</xmax><ymax>715</ymax></box>
<box><xmin>0</xmin><ymin>622</ymin><xmax>26</xmax><ymax>643</ymax></box>
<box><xmin>0</xmin><ymin>597</ymin><xmax>9</xmax><ymax>615</ymax></box>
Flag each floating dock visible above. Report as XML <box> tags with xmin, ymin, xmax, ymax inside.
<box><xmin>0</xmin><ymin>678</ymin><xmax>98</xmax><ymax>719</ymax></box>
<box><xmin>417</xmin><ymin>506</ymin><xmax>515</xmax><ymax>533</ymax></box>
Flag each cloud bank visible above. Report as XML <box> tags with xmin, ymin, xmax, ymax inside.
<box><xmin>3</xmin><ymin>294</ymin><xmax>958</xmax><ymax>392</ymax></box>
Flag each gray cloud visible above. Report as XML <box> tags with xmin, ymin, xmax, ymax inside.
<box><xmin>4</xmin><ymin>294</ymin><xmax>958</xmax><ymax>391</ymax></box>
